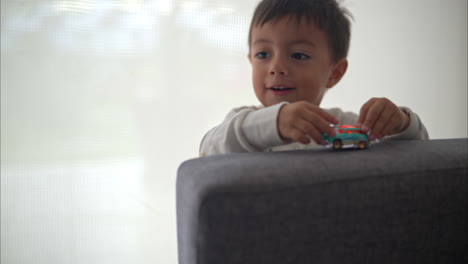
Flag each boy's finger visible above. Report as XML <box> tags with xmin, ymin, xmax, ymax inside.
<box><xmin>362</xmin><ymin>101</ymin><xmax>385</xmax><ymax>133</ymax></box>
<box><xmin>301</xmin><ymin>112</ymin><xmax>336</xmax><ymax>137</ymax></box>
<box><xmin>310</xmin><ymin>130</ymin><xmax>327</xmax><ymax>145</ymax></box>
<box><xmin>289</xmin><ymin>129</ymin><xmax>310</xmax><ymax>144</ymax></box>
<box><xmin>303</xmin><ymin>124</ymin><xmax>326</xmax><ymax>145</ymax></box>
<box><xmin>294</xmin><ymin>119</ymin><xmax>315</xmax><ymax>137</ymax></box>
<box><xmin>294</xmin><ymin>120</ymin><xmax>326</xmax><ymax>145</ymax></box>
<box><xmin>370</xmin><ymin>104</ymin><xmax>393</xmax><ymax>137</ymax></box>
<box><xmin>358</xmin><ymin>99</ymin><xmax>374</xmax><ymax>126</ymax></box>
<box><xmin>303</xmin><ymin>104</ymin><xmax>339</xmax><ymax>125</ymax></box>
<box><xmin>320</xmin><ymin>110</ymin><xmax>339</xmax><ymax>125</ymax></box>
<box><xmin>303</xmin><ymin>108</ymin><xmax>339</xmax><ymax>126</ymax></box>
<box><xmin>382</xmin><ymin>111</ymin><xmax>402</xmax><ymax>136</ymax></box>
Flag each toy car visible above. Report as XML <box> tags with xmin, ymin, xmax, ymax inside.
<box><xmin>323</xmin><ymin>125</ymin><xmax>369</xmax><ymax>150</ymax></box>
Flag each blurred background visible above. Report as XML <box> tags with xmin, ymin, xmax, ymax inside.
<box><xmin>1</xmin><ymin>0</ymin><xmax>466</xmax><ymax>263</ymax></box>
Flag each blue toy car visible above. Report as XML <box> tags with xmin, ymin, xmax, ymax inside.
<box><xmin>323</xmin><ymin>125</ymin><xmax>369</xmax><ymax>150</ymax></box>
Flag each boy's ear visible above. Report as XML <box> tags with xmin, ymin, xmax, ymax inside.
<box><xmin>326</xmin><ymin>58</ymin><xmax>348</xmax><ymax>88</ymax></box>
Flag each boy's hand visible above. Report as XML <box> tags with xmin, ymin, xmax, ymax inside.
<box><xmin>357</xmin><ymin>97</ymin><xmax>410</xmax><ymax>140</ymax></box>
<box><xmin>278</xmin><ymin>101</ymin><xmax>339</xmax><ymax>145</ymax></box>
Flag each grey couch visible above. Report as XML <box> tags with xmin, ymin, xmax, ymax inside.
<box><xmin>176</xmin><ymin>138</ymin><xmax>467</xmax><ymax>264</ymax></box>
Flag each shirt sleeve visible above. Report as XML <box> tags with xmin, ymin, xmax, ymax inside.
<box><xmin>199</xmin><ymin>102</ymin><xmax>288</xmax><ymax>155</ymax></box>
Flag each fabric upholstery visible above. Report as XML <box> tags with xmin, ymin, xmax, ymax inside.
<box><xmin>177</xmin><ymin>139</ymin><xmax>468</xmax><ymax>264</ymax></box>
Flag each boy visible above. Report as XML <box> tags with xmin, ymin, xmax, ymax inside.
<box><xmin>200</xmin><ymin>0</ymin><xmax>428</xmax><ymax>156</ymax></box>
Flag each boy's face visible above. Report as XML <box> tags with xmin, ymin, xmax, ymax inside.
<box><xmin>248</xmin><ymin>16</ymin><xmax>347</xmax><ymax>107</ymax></box>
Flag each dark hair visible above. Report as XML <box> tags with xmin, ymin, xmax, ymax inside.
<box><xmin>248</xmin><ymin>0</ymin><xmax>353</xmax><ymax>62</ymax></box>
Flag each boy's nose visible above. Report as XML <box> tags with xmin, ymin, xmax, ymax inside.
<box><xmin>269</xmin><ymin>69</ymin><xmax>287</xmax><ymax>75</ymax></box>
<box><xmin>269</xmin><ymin>61</ymin><xmax>288</xmax><ymax>76</ymax></box>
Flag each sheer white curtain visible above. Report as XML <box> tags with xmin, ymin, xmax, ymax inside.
<box><xmin>1</xmin><ymin>0</ymin><xmax>466</xmax><ymax>263</ymax></box>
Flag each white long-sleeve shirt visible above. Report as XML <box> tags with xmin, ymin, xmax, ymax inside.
<box><xmin>200</xmin><ymin>102</ymin><xmax>429</xmax><ymax>155</ymax></box>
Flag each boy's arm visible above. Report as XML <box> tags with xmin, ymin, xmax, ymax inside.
<box><xmin>199</xmin><ymin>103</ymin><xmax>287</xmax><ymax>156</ymax></box>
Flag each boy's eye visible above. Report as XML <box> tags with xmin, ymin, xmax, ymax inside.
<box><xmin>254</xmin><ymin>51</ymin><xmax>269</xmax><ymax>59</ymax></box>
<box><xmin>291</xmin><ymin>52</ymin><xmax>310</xmax><ymax>60</ymax></box>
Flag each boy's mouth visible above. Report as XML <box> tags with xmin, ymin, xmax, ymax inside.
<box><xmin>268</xmin><ymin>86</ymin><xmax>296</xmax><ymax>95</ymax></box>
<box><xmin>270</xmin><ymin>86</ymin><xmax>295</xmax><ymax>91</ymax></box>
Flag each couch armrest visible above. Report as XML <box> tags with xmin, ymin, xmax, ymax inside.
<box><xmin>177</xmin><ymin>139</ymin><xmax>467</xmax><ymax>264</ymax></box>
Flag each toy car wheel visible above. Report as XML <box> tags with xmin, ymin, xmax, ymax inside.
<box><xmin>333</xmin><ymin>139</ymin><xmax>342</xmax><ymax>150</ymax></box>
<box><xmin>358</xmin><ymin>141</ymin><xmax>367</xmax><ymax>149</ymax></box>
